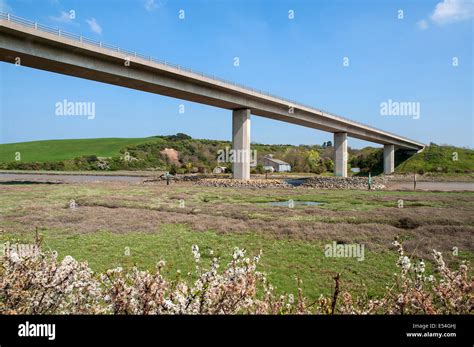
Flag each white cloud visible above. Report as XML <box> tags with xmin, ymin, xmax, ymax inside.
<box><xmin>0</xmin><ymin>0</ymin><xmax>12</xmax><ymax>13</ymax></box>
<box><xmin>86</xmin><ymin>17</ymin><xmax>102</xmax><ymax>35</ymax></box>
<box><xmin>144</xmin><ymin>0</ymin><xmax>157</xmax><ymax>12</ymax></box>
<box><xmin>430</xmin><ymin>0</ymin><xmax>474</xmax><ymax>25</ymax></box>
<box><xmin>50</xmin><ymin>11</ymin><xmax>73</xmax><ymax>23</ymax></box>
<box><xmin>417</xmin><ymin>19</ymin><xmax>429</xmax><ymax>30</ymax></box>
<box><xmin>144</xmin><ymin>0</ymin><xmax>167</xmax><ymax>12</ymax></box>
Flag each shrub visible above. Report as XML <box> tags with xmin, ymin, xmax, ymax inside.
<box><xmin>0</xmin><ymin>240</ymin><xmax>471</xmax><ymax>315</ymax></box>
<box><xmin>255</xmin><ymin>164</ymin><xmax>265</xmax><ymax>174</ymax></box>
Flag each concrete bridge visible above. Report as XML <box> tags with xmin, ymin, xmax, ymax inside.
<box><xmin>0</xmin><ymin>13</ymin><xmax>425</xmax><ymax>179</ymax></box>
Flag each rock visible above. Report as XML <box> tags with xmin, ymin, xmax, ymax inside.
<box><xmin>194</xmin><ymin>178</ymin><xmax>290</xmax><ymax>188</ymax></box>
<box><xmin>301</xmin><ymin>176</ymin><xmax>386</xmax><ymax>190</ymax></box>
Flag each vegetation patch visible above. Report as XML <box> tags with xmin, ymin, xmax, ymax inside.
<box><xmin>2</xmin><ymin>135</ymin><xmax>472</xmax><ymax>176</ymax></box>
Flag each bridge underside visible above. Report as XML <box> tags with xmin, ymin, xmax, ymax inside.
<box><xmin>0</xmin><ymin>19</ymin><xmax>424</xmax><ymax>179</ymax></box>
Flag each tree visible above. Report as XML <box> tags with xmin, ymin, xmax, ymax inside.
<box><xmin>167</xmin><ymin>133</ymin><xmax>192</xmax><ymax>141</ymax></box>
<box><xmin>169</xmin><ymin>164</ymin><xmax>178</xmax><ymax>175</ymax></box>
<box><xmin>284</xmin><ymin>149</ymin><xmax>308</xmax><ymax>172</ymax></box>
<box><xmin>323</xmin><ymin>158</ymin><xmax>334</xmax><ymax>172</ymax></box>
<box><xmin>176</xmin><ymin>133</ymin><xmax>192</xmax><ymax>140</ymax></box>
<box><xmin>185</xmin><ymin>162</ymin><xmax>193</xmax><ymax>173</ymax></box>
<box><xmin>306</xmin><ymin>150</ymin><xmax>321</xmax><ymax>172</ymax></box>
<box><xmin>255</xmin><ymin>164</ymin><xmax>265</xmax><ymax>174</ymax></box>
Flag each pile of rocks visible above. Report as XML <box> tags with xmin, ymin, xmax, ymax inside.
<box><xmin>301</xmin><ymin>176</ymin><xmax>387</xmax><ymax>190</ymax></box>
<box><xmin>181</xmin><ymin>174</ymin><xmax>231</xmax><ymax>181</ymax></box>
<box><xmin>145</xmin><ymin>174</ymin><xmax>231</xmax><ymax>183</ymax></box>
<box><xmin>195</xmin><ymin>178</ymin><xmax>290</xmax><ymax>188</ymax></box>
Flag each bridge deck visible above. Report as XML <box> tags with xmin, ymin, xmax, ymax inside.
<box><xmin>0</xmin><ymin>13</ymin><xmax>424</xmax><ymax>150</ymax></box>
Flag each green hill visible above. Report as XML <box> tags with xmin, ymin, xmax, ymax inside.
<box><xmin>395</xmin><ymin>144</ymin><xmax>474</xmax><ymax>174</ymax></box>
<box><xmin>0</xmin><ymin>136</ymin><xmax>472</xmax><ymax>175</ymax></box>
<box><xmin>0</xmin><ymin>137</ymin><xmax>164</xmax><ymax>163</ymax></box>
<box><xmin>0</xmin><ymin>134</ymin><xmax>331</xmax><ymax>173</ymax></box>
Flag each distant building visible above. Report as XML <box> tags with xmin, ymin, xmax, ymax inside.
<box><xmin>261</xmin><ymin>155</ymin><xmax>291</xmax><ymax>172</ymax></box>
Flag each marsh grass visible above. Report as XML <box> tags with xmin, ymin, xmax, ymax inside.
<box><xmin>0</xmin><ymin>181</ymin><xmax>472</xmax><ymax>300</ymax></box>
<box><xmin>0</xmin><ymin>225</ymin><xmax>401</xmax><ymax>299</ymax></box>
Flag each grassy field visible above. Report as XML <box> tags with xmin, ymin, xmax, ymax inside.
<box><xmin>3</xmin><ymin>226</ymin><xmax>401</xmax><ymax>298</ymax></box>
<box><xmin>0</xmin><ymin>180</ymin><xmax>472</xmax><ymax>300</ymax></box>
<box><xmin>0</xmin><ymin>137</ymin><xmax>163</xmax><ymax>163</ymax></box>
<box><xmin>396</xmin><ymin>144</ymin><xmax>474</xmax><ymax>174</ymax></box>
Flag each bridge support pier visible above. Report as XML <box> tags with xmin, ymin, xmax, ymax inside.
<box><xmin>232</xmin><ymin>108</ymin><xmax>251</xmax><ymax>180</ymax></box>
<box><xmin>383</xmin><ymin>144</ymin><xmax>395</xmax><ymax>175</ymax></box>
<box><xmin>334</xmin><ymin>132</ymin><xmax>348</xmax><ymax>177</ymax></box>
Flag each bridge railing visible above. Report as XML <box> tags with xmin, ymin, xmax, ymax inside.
<box><xmin>0</xmin><ymin>11</ymin><xmax>420</xmax><ymax>145</ymax></box>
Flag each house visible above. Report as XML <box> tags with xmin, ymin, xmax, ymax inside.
<box><xmin>261</xmin><ymin>155</ymin><xmax>291</xmax><ymax>172</ymax></box>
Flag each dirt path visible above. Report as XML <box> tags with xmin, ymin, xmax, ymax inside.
<box><xmin>386</xmin><ymin>181</ymin><xmax>474</xmax><ymax>191</ymax></box>
<box><xmin>0</xmin><ymin>172</ymin><xmax>145</xmax><ymax>183</ymax></box>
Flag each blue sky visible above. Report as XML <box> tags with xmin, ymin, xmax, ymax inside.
<box><xmin>0</xmin><ymin>0</ymin><xmax>472</xmax><ymax>148</ymax></box>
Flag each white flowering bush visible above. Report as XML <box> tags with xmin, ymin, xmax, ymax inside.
<box><xmin>0</xmin><ymin>251</ymin><xmax>103</xmax><ymax>314</ymax></box>
<box><xmin>338</xmin><ymin>240</ymin><xmax>472</xmax><ymax>314</ymax></box>
<box><xmin>0</xmin><ymin>240</ymin><xmax>471</xmax><ymax>315</ymax></box>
